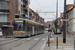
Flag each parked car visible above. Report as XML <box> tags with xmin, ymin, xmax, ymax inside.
<box><xmin>48</xmin><ymin>28</ymin><xmax>52</xmax><ymax>32</ymax></box>
<box><xmin>0</xmin><ymin>28</ymin><xmax>3</xmax><ymax>36</ymax></box>
<box><xmin>44</xmin><ymin>28</ymin><xmax>49</xmax><ymax>31</ymax></box>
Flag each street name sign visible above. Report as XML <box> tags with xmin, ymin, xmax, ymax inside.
<box><xmin>61</xmin><ymin>19</ymin><xmax>68</xmax><ymax>22</ymax></box>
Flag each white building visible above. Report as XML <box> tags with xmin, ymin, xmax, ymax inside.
<box><xmin>67</xmin><ymin>4</ymin><xmax>75</xmax><ymax>34</ymax></box>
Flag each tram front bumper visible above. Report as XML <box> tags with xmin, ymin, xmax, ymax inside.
<box><xmin>13</xmin><ymin>33</ymin><xmax>27</xmax><ymax>37</ymax></box>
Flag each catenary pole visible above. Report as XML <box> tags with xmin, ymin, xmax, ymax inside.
<box><xmin>63</xmin><ymin>0</ymin><xmax>66</xmax><ymax>43</ymax></box>
<box><xmin>56</xmin><ymin>0</ymin><xmax>58</xmax><ymax>34</ymax></box>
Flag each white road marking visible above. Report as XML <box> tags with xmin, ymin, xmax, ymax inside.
<box><xmin>50</xmin><ymin>38</ymin><xmax>54</xmax><ymax>40</ymax></box>
<box><xmin>27</xmin><ymin>38</ymin><xmax>31</xmax><ymax>40</ymax></box>
<box><xmin>21</xmin><ymin>39</ymin><xmax>25</xmax><ymax>40</ymax></box>
<box><xmin>42</xmin><ymin>38</ymin><xmax>45</xmax><ymax>40</ymax></box>
<box><xmin>34</xmin><ymin>38</ymin><xmax>39</xmax><ymax>40</ymax></box>
<box><xmin>13</xmin><ymin>39</ymin><xmax>18</xmax><ymax>40</ymax></box>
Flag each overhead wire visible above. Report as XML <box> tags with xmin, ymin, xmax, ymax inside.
<box><xmin>34</xmin><ymin>0</ymin><xmax>44</xmax><ymax>11</ymax></box>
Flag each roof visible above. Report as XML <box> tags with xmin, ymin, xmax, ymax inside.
<box><xmin>66</xmin><ymin>4</ymin><xmax>73</xmax><ymax>11</ymax></box>
<box><xmin>67</xmin><ymin>6</ymin><xmax>75</xmax><ymax>13</ymax></box>
<box><xmin>15</xmin><ymin>18</ymin><xmax>44</xmax><ymax>26</ymax></box>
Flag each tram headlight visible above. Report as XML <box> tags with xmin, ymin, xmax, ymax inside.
<box><xmin>22</xmin><ymin>31</ymin><xmax>25</xmax><ymax>33</ymax></box>
<box><xmin>13</xmin><ymin>32</ymin><xmax>15</xmax><ymax>33</ymax></box>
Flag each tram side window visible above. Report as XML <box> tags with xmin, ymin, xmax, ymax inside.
<box><xmin>26</xmin><ymin>23</ymin><xmax>29</xmax><ymax>31</ymax></box>
<box><xmin>23</xmin><ymin>22</ymin><xmax>25</xmax><ymax>31</ymax></box>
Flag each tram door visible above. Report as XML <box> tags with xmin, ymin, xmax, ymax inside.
<box><xmin>32</xmin><ymin>26</ymin><xmax>34</xmax><ymax>35</ymax></box>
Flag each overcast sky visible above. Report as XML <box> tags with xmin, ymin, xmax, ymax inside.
<box><xmin>29</xmin><ymin>0</ymin><xmax>74</xmax><ymax>22</ymax></box>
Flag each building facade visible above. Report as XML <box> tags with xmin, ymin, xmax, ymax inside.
<box><xmin>66</xmin><ymin>4</ymin><xmax>74</xmax><ymax>34</ymax></box>
<box><xmin>0</xmin><ymin>0</ymin><xmax>44</xmax><ymax>36</ymax></box>
<box><xmin>67</xmin><ymin>5</ymin><xmax>75</xmax><ymax>35</ymax></box>
<box><xmin>47</xmin><ymin>21</ymin><xmax>53</xmax><ymax>27</ymax></box>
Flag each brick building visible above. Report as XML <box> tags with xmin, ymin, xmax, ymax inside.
<box><xmin>0</xmin><ymin>0</ymin><xmax>44</xmax><ymax>36</ymax></box>
<box><xmin>0</xmin><ymin>0</ymin><xmax>29</xmax><ymax>35</ymax></box>
<box><xmin>60</xmin><ymin>13</ymin><xmax>63</xmax><ymax>28</ymax></box>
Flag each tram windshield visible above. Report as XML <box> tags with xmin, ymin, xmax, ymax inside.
<box><xmin>14</xmin><ymin>22</ymin><xmax>23</xmax><ymax>31</ymax></box>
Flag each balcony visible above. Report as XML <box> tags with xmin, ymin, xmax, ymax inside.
<box><xmin>0</xmin><ymin>9</ymin><xmax>10</xmax><ymax>14</ymax></box>
<box><xmin>0</xmin><ymin>22</ymin><xmax>10</xmax><ymax>25</ymax></box>
<box><xmin>22</xmin><ymin>14</ymin><xmax>25</xmax><ymax>17</ymax></box>
<box><xmin>23</xmin><ymin>5</ymin><xmax>28</xmax><ymax>11</ymax></box>
<box><xmin>23</xmin><ymin>0</ymin><xmax>28</xmax><ymax>3</ymax></box>
<box><xmin>0</xmin><ymin>0</ymin><xmax>9</xmax><ymax>1</ymax></box>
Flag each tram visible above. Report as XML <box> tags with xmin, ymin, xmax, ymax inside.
<box><xmin>13</xmin><ymin>18</ymin><xmax>44</xmax><ymax>37</ymax></box>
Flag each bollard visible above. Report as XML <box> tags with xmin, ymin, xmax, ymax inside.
<box><xmin>74</xmin><ymin>37</ymin><xmax>75</xmax><ymax>50</ymax></box>
<box><xmin>48</xmin><ymin>35</ymin><xmax>50</xmax><ymax>47</ymax></box>
<box><xmin>56</xmin><ymin>37</ymin><xmax>58</xmax><ymax>49</ymax></box>
<box><xmin>50</xmin><ymin>33</ymin><xmax>51</xmax><ymax>38</ymax></box>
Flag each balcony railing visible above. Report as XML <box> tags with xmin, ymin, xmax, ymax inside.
<box><xmin>23</xmin><ymin>0</ymin><xmax>28</xmax><ymax>3</ymax></box>
<box><xmin>0</xmin><ymin>9</ymin><xmax>10</xmax><ymax>14</ymax></box>
<box><xmin>0</xmin><ymin>0</ymin><xmax>9</xmax><ymax>1</ymax></box>
<box><xmin>0</xmin><ymin>22</ymin><xmax>10</xmax><ymax>25</ymax></box>
<box><xmin>23</xmin><ymin>5</ymin><xmax>28</xmax><ymax>10</ymax></box>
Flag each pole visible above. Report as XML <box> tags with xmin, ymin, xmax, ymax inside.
<box><xmin>63</xmin><ymin>0</ymin><xmax>66</xmax><ymax>43</ymax></box>
<box><xmin>28</xmin><ymin>0</ymin><xmax>30</xmax><ymax>19</ymax></box>
<box><xmin>50</xmin><ymin>33</ymin><xmax>51</xmax><ymax>38</ymax></box>
<box><xmin>74</xmin><ymin>37</ymin><xmax>75</xmax><ymax>50</ymax></box>
<box><xmin>6</xmin><ymin>33</ymin><xmax>8</xmax><ymax>38</ymax></box>
<box><xmin>56</xmin><ymin>37</ymin><xmax>58</xmax><ymax>49</ymax></box>
<box><xmin>56</xmin><ymin>0</ymin><xmax>58</xmax><ymax>34</ymax></box>
<box><xmin>48</xmin><ymin>35</ymin><xmax>50</xmax><ymax>47</ymax></box>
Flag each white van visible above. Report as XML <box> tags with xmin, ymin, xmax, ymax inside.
<box><xmin>0</xmin><ymin>28</ymin><xmax>3</xmax><ymax>36</ymax></box>
<box><xmin>53</xmin><ymin>28</ymin><xmax>61</xmax><ymax>34</ymax></box>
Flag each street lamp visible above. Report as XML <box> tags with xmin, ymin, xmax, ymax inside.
<box><xmin>63</xmin><ymin>0</ymin><xmax>66</xmax><ymax>43</ymax></box>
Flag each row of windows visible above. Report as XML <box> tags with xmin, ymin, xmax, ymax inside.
<box><xmin>0</xmin><ymin>15</ymin><xmax>7</xmax><ymax>22</ymax></box>
<box><xmin>0</xmin><ymin>1</ymin><xmax>8</xmax><ymax>9</ymax></box>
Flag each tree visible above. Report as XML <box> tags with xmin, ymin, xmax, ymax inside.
<box><xmin>0</xmin><ymin>25</ymin><xmax>3</xmax><ymax>29</ymax></box>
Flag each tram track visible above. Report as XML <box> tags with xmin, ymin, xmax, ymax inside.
<box><xmin>0</xmin><ymin>33</ymin><xmax>46</xmax><ymax>50</ymax></box>
<box><xmin>29</xmin><ymin>34</ymin><xmax>49</xmax><ymax>50</ymax></box>
<box><xmin>0</xmin><ymin>38</ymin><xmax>14</xmax><ymax>42</ymax></box>
<box><xmin>0</xmin><ymin>38</ymin><xmax>22</xmax><ymax>46</ymax></box>
<box><xmin>8</xmin><ymin>34</ymin><xmax>44</xmax><ymax>50</ymax></box>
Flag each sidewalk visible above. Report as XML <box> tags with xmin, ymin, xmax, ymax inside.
<box><xmin>44</xmin><ymin>32</ymin><xmax>75</xmax><ymax>50</ymax></box>
<box><xmin>0</xmin><ymin>35</ymin><xmax>15</xmax><ymax>41</ymax></box>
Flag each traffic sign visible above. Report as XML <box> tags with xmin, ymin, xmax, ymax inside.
<box><xmin>61</xmin><ymin>19</ymin><xmax>68</xmax><ymax>21</ymax></box>
<box><xmin>58</xmin><ymin>25</ymin><xmax>60</xmax><ymax>27</ymax></box>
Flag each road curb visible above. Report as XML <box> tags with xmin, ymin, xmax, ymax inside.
<box><xmin>40</xmin><ymin>37</ymin><xmax>48</xmax><ymax>50</ymax></box>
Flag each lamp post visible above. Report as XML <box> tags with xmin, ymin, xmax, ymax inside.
<box><xmin>63</xmin><ymin>0</ymin><xmax>66</xmax><ymax>43</ymax></box>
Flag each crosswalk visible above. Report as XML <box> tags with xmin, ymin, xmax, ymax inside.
<box><xmin>21</xmin><ymin>38</ymin><xmax>46</xmax><ymax>41</ymax></box>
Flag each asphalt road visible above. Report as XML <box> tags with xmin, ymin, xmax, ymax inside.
<box><xmin>0</xmin><ymin>31</ymin><xmax>50</xmax><ymax>50</ymax></box>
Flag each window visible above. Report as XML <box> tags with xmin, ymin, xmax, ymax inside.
<box><xmin>0</xmin><ymin>2</ymin><xmax>8</xmax><ymax>9</ymax></box>
<box><xmin>14</xmin><ymin>22</ymin><xmax>23</xmax><ymax>31</ymax></box>
<box><xmin>0</xmin><ymin>15</ymin><xmax>7</xmax><ymax>22</ymax></box>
